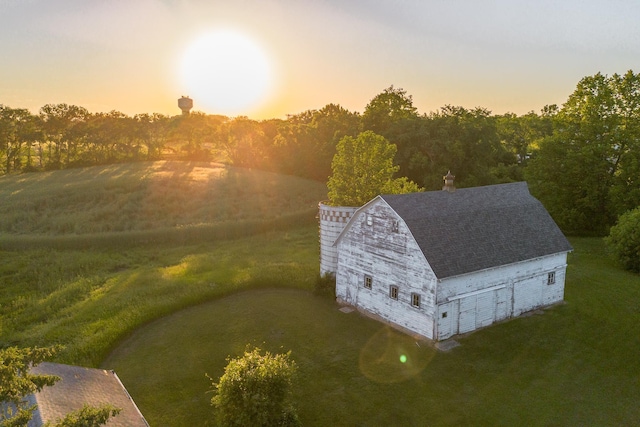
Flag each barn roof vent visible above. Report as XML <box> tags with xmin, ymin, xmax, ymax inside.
<box><xmin>442</xmin><ymin>171</ymin><xmax>456</xmax><ymax>193</ymax></box>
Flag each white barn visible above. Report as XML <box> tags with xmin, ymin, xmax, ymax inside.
<box><xmin>332</xmin><ymin>180</ymin><xmax>572</xmax><ymax>341</ymax></box>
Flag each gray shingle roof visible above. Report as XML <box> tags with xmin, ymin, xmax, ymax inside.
<box><xmin>381</xmin><ymin>182</ymin><xmax>572</xmax><ymax>279</ymax></box>
<box><xmin>27</xmin><ymin>362</ymin><xmax>148</xmax><ymax>427</ymax></box>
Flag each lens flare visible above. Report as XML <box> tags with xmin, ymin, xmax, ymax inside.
<box><xmin>359</xmin><ymin>327</ymin><xmax>436</xmax><ymax>384</ymax></box>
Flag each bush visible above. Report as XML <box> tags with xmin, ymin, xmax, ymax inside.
<box><xmin>605</xmin><ymin>207</ymin><xmax>640</xmax><ymax>273</ymax></box>
<box><xmin>314</xmin><ymin>273</ymin><xmax>336</xmax><ymax>298</ymax></box>
<box><xmin>210</xmin><ymin>347</ymin><xmax>300</xmax><ymax>427</ymax></box>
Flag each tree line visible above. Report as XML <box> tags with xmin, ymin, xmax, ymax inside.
<box><xmin>2</xmin><ymin>70</ymin><xmax>640</xmax><ymax>236</ymax></box>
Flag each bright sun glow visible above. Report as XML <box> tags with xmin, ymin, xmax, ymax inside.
<box><xmin>180</xmin><ymin>30</ymin><xmax>272</xmax><ymax>115</ymax></box>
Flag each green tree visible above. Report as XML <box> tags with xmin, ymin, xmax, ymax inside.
<box><xmin>398</xmin><ymin>106</ymin><xmax>512</xmax><ymax>190</ymax></box>
<box><xmin>39</xmin><ymin>104</ymin><xmax>89</xmax><ymax>169</ymax></box>
<box><xmin>605</xmin><ymin>206</ymin><xmax>640</xmax><ymax>273</ymax></box>
<box><xmin>363</xmin><ymin>86</ymin><xmax>418</xmax><ymax>134</ymax></box>
<box><xmin>0</xmin><ymin>346</ymin><xmax>119</xmax><ymax>427</ymax></box>
<box><xmin>1</xmin><ymin>346</ymin><xmax>59</xmax><ymax>426</ymax></box>
<box><xmin>210</xmin><ymin>347</ymin><xmax>300</xmax><ymax>427</ymax></box>
<box><xmin>0</xmin><ymin>106</ymin><xmax>40</xmax><ymax>173</ymax></box>
<box><xmin>327</xmin><ymin>130</ymin><xmax>421</xmax><ymax>206</ymax></box>
<box><xmin>222</xmin><ymin>116</ymin><xmax>270</xmax><ymax>168</ymax></box>
<box><xmin>272</xmin><ymin>104</ymin><xmax>361</xmax><ymax>180</ymax></box>
<box><xmin>46</xmin><ymin>405</ymin><xmax>120</xmax><ymax>427</ymax></box>
<box><xmin>526</xmin><ymin>70</ymin><xmax>640</xmax><ymax>234</ymax></box>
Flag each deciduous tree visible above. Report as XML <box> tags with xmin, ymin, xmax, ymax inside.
<box><xmin>0</xmin><ymin>346</ymin><xmax>119</xmax><ymax>427</ymax></box>
<box><xmin>363</xmin><ymin>86</ymin><xmax>418</xmax><ymax>134</ymax></box>
<box><xmin>327</xmin><ymin>130</ymin><xmax>421</xmax><ymax>206</ymax></box>
<box><xmin>526</xmin><ymin>70</ymin><xmax>640</xmax><ymax>234</ymax></box>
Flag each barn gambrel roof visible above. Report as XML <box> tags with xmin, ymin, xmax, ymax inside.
<box><xmin>346</xmin><ymin>182</ymin><xmax>572</xmax><ymax>279</ymax></box>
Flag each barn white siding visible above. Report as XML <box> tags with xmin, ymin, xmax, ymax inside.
<box><xmin>434</xmin><ymin>252</ymin><xmax>568</xmax><ymax>339</ymax></box>
<box><xmin>336</xmin><ymin>200</ymin><xmax>437</xmax><ymax>339</ymax></box>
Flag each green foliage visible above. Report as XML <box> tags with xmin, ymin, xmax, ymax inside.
<box><xmin>46</xmin><ymin>404</ymin><xmax>121</xmax><ymax>427</ymax></box>
<box><xmin>210</xmin><ymin>347</ymin><xmax>300</xmax><ymax>427</ymax></box>
<box><xmin>0</xmin><ymin>346</ymin><xmax>61</xmax><ymax>426</ymax></box>
<box><xmin>271</xmin><ymin>104</ymin><xmax>361</xmax><ymax>181</ymax></box>
<box><xmin>605</xmin><ymin>206</ymin><xmax>640</xmax><ymax>273</ymax></box>
<box><xmin>527</xmin><ymin>70</ymin><xmax>640</xmax><ymax>235</ymax></box>
<box><xmin>363</xmin><ymin>86</ymin><xmax>418</xmax><ymax>134</ymax></box>
<box><xmin>0</xmin><ymin>346</ymin><xmax>119</xmax><ymax>427</ymax></box>
<box><xmin>313</xmin><ymin>273</ymin><xmax>336</xmax><ymax>298</ymax></box>
<box><xmin>381</xmin><ymin>175</ymin><xmax>423</xmax><ymax>195</ymax></box>
<box><xmin>327</xmin><ymin>131</ymin><xmax>421</xmax><ymax>206</ymax></box>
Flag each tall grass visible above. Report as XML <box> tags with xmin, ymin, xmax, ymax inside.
<box><xmin>0</xmin><ymin>161</ymin><xmax>326</xmax><ymax>236</ymax></box>
<box><xmin>0</xmin><ymin>227</ymin><xmax>320</xmax><ymax>366</ymax></box>
<box><xmin>0</xmin><ymin>161</ymin><xmax>327</xmax><ymax>365</ymax></box>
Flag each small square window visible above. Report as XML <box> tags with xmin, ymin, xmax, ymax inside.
<box><xmin>547</xmin><ymin>271</ymin><xmax>556</xmax><ymax>285</ymax></box>
<box><xmin>364</xmin><ymin>275</ymin><xmax>372</xmax><ymax>289</ymax></box>
<box><xmin>442</xmin><ymin>312</ymin><xmax>448</xmax><ymax>318</ymax></box>
<box><xmin>389</xmin><ymin>285</ymin><xmax>398</xmax><ymax>300</ymax></box>
<box><xmin>411</xmin><ymin>293</ymin><xmax>421</xmax><ymax>308</ymax></box>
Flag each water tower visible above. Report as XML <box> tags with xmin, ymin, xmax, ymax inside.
<box><xmin>178</xmin><ymin>96</ymin><xmax>193</xmax><ymax>115</ymax></box>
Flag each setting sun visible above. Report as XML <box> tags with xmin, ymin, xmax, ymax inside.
<box><xmin>179</xmin><ymin>29</ymin><xmax>272</xmax><ymax>115</ymax></box>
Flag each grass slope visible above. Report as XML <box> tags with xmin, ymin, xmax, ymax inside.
<box><xmin>0</xmin><ymin>228</ymin><xmax>320</xmax><ymax>366</ymax></box>
<box><xmin>0</xmin><ymin>161</ymin><xmax>326</xmax><ymax>364</ymax></box>
<box><xmin>103</xmin><ymin>238</ymin><xmax>640</xmax><ymax>426</ymax></box>
<box><xmin>0</xmin><ymin>161</ymin><xmax>326</xmax><ymax>235</ymax></box>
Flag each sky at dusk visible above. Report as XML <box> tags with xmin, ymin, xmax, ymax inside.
<box><xmin>1</xmin><ymin>0</ymin><xmax>639</xmax><ymax>119</ymax></box>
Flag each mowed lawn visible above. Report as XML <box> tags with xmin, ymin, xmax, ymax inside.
<box><xmin>103</xmin><ymin>237</ymin><xmax>640</xmax><ymax>426</ymax></box>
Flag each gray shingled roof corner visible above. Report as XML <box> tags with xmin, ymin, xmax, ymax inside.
<box><xmin>26</xmin><ymin>362</ymin><xmax>149</xmax><ymax>427</ymax></box>
<box><xmin>381</xmin><ymin>182</ymin><xmax>573</xmax><ymax>279</ymax></box>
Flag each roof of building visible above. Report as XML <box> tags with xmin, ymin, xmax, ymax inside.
<box><xmin>26</xmin><ymin>362</ymin><xmax>148</xmax><ymax>427</ymax></box>
<box><xmin>378</xmin><ymin>181</ymin><xmax>572</xmax><ymax>279</ymax></box>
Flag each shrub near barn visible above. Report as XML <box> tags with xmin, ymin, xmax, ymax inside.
<box><xmin>606</xmin><ymin>206</ymin><xmax>640</xmax><ymax>273</ymax></box>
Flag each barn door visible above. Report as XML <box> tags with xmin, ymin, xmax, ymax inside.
<box><xmin>475</xmin><ymin>291</ymin><xmax>495</xmax><ymax>328</ymax></box>
<box><xmin>458</xmin><ymin>295</ymin><xmax>476</xmax><ymax>334</ymax></box>
<box><xmin>437</xmin><ymin>302</ymin><xmax>454</xmax><ymax>340</ymax></box>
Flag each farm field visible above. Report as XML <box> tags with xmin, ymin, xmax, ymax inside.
<box><xmin>1</xmin><ymin>162</ymin><xmax>639</xmax><ymax>425</ymax></box>
<box><xmin>0</xmin><ymin>161</ymin><xmax>326</xmax><ymax>249</ymax></box>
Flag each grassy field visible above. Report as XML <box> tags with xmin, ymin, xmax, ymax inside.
<box><xmin>0</xmin><ymin>162</ymin><xmax>326</xmax><ymax>365</ymax></box>
<box><xmin>2</xmin><ymin>162</ymin><xmax>639</xmax><ymax>425</ymax></box>
<box><xmin>0</xmin><ymin>160</ymin><xmax>326</xmax><ymax>238</ymax></box>
<box><xmin>101</xmin><ymin>237</ymin><xmax>640</xmax><ymax>426</ymax></box>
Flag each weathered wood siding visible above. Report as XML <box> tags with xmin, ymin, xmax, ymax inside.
<box><xmin>435</xmin><ymin>252</ymin><xmax>568</xmax><ymax>339</ymax></box>
<box><xmin>336</xmin><ymin>200</ymin><xmax>437</xmax><ymax>339</ymax></box>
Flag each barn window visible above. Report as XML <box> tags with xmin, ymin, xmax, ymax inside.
<box><xmin>442</xmin><ymin>312</ymin><xmax>448</xmax><ymax>318</ymax></box>
<box><xmin>411</xmin><ymin>293</ymin><xmax>421</xmax><ymax>308</ymax></box>
<box><xmin>364</xmin><ymin>275</ymin><xmax>373</xmax><ymax>289</ymax></box>
<box><xmin>366</xmin><ymin>215</ymin><xmax>373</xmax><ymax>226</ymax></box>
<box><xmin>391</xmin><ymin>220</ymin><xmax>399</xmax><ymax>233</ymax></box>
<box><xmin>547</xmin><ymin>271</ymin><xmax>556</xmax><ymax>285</ymax></box>
<box><xmin>389</xmin><ymin>285</ymin><xmax>398</xmax><ymax>300</ymax></box>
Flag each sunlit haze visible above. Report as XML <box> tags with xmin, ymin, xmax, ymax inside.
<box><xmin>1</xmin><ymin>0</ymin><xmax>639</xmax><ymax>119</ymax></box>
<box><xmin>180</xmin><ymin>29</ymin><xmax>272</xmax><ymax>115</ymax></box>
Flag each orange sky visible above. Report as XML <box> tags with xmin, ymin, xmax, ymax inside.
<box><xmin>1</xmin><ymin>0</ymin><xmax>639</xmax><ymax>119</ymax></box>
